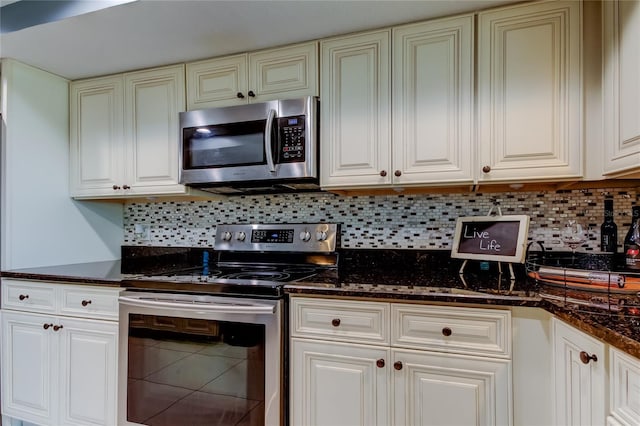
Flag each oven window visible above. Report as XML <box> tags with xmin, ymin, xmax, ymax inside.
<box><xmin>183</xmin><ymin>120</ymin><xmax>266</xmax><ymax>169</ymax></box>
<box><xmin>127</xmin><ymin>314</ymin><xmax>265</xmax><ymax>425</ymax></box>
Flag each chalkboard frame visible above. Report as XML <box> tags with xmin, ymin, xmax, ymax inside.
<box><xmin>451</xmin><ymin>215</ymin><xmax>530</xmax><ymax>263</ymax></box>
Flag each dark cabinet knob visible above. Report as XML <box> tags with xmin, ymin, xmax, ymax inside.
<box><xmin>53</xmin><ymin>325</ymin><xmax>64</xmax><ymax>332</ymax></box>
<box><xmin>112</xmin><ymin>185</ymin><xmax>121</xmax><ymax>190</ymax></box>
<box><xmin>376</xmin><ymin>359</ymin><xmax>385</xmax><ymax>368</ymax></box>
<box><xmin>380</xmin><ymin>170</ymin><xmax>387</xmax><ymax>177</ymax></box>
<box><xmin>482</xmin><ymin>165</ymin><xmax>491</xmax><ymax>173</ymax></box>
<box><xmin>442</xmin><ymin>327</ymin><xmax>452</xmax><ymax>337</ymax></box>
<box><xmin>19</xmin><ymin>294</ymin><xmax>29</xmax><ymax>301</ymax></box>
<box><xmin>236</xmin><ymin>92</ymin><xmax>245</xmax><ymax>99</ymax></box>
<box><xmin>331</xmin><ymin>318</ymin><xmax>341</xmax><ymax>327</ymax></box>
<box><xmin>122</xmin><ymin>185</ymin><xmax>130</xmax><ymax>190</ymax></box>
<box><xmin>43</xmin><ymin>323</ymin><xmax>53</xmax><ymax>330</ymax></box>
<box><xmin>394</xmin><ymin>170</ymin><xmax>402</xmax><ymax>177</ymax></box>
<box><xmin>393</xmin><ymin>361</ymin><xmax>403</xmax><ymax>370</ymax></box>
<box><xmin>81</xmin><ymin>300</ymin><xmax>92</xmax><ymax>307</ymax></box>
<box><xmin>579</xmin><ymin>351</ymin><xmax>598</xmax><ymax>364</ymax></box>
<box><xmin>248</xmin><ymin>90</ymin><xmax>256</xmax><ymax>97</ymax></box>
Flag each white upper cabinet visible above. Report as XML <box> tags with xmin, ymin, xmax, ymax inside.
<box><xmin>477</xmin><ymin>0</ymin><xmax>583</xmax><ymax>183</ymax></box>
<box><xmin>392</xmin><ymin>15</ymin><xmax>474</xmax><ymax>186</ymax></box>
<box><xmin>320</xmin><ymin>30</ymin><xmax>392</xmax><ymax>189</ymax></box>
<box><xmin>123</xmin><ymin>65</ymin><xmax>186</xmax><ymax>195</ymax></box>
<box><xmin>70</xmin><ymin>64</ymin><xmax>189</xmax><ymax>199</ymax></box>
<box><xmin>321</xmin><ymin>16</ymin><xmax>474</xmax><ymax>190</ymax></box>
<box><xmin>186</xmin><ymin>41</ymin><xmax>318</xmax><ymax>110</ymax></box>
<box><xmin>602</xmin><ymin>0</ymin><xmax>640</xmax><ymax>176</ymax></box>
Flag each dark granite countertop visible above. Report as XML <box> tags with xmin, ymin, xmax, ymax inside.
<box><xmin>1</xmin><ymin>247</ymin><xmax>639</xmax><ymax>359</ymax></box>
<box><xmin>0</xmin><ymin>260</ymin><xmax>125</xmax><ymax>287</ymax></box>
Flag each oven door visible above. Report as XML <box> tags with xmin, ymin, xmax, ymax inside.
<box><xmin>118</xmin><ymin>291</ymin><xmax>282</xmax><ymax>426</ymax></box>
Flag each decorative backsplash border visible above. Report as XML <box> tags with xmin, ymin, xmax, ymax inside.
<box><xmin>123</xmin><ymin>187</ymin><xmax>638</xmax><ymax>252</ymax></box>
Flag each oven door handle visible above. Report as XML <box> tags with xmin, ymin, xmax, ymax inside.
<box><xmin>265</xmin><ymin>108</ymin><xmax>277</xmax><ymax>173</ymax></box>
<box><xmin>118</xmin><ymin>295</ymin><xmax>276</xmax><ymax>315</ymax></box>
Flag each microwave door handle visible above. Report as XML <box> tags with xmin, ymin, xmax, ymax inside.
<box><xmin>265</xmin><ymin>109</ymin><xmax>277</xmax><ymax>173</ymax></box>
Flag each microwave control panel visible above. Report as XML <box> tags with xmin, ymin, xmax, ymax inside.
<box><xmin>278</xmin><ymin>115</ymin><xmax>306</xmax><ymax>163</ymax></box>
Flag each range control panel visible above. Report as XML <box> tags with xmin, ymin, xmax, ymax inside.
<box><xmin>215</xmin><ymin>223</ymin><xmax>338</xmax><ymax>253</ymax></box>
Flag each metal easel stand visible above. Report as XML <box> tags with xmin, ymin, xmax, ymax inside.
<box><xmin>457</xmin><ymin>201</ymin><xmax>516</xmax><ymax>293</ymax></box>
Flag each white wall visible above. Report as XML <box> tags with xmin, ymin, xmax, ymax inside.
<box><xmin>1</xmin><ymin>59</ymin><xmax>123</xmax><ymax>269</ymax></box>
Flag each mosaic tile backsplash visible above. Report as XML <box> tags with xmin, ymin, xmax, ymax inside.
<box><xmin>124</xmin><ymin>187</ymin><xmax>639</xmax><ymax>252</ymax></box>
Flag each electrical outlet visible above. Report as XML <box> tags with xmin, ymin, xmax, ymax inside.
<box><xmin>134</xmin><ymin>224</ymin><xmax>150</xmax><ymax>241</ymax></box>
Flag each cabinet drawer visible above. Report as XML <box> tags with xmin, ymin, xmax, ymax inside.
<box><xmin>391</xmin><ymin>304</ymin><xmax>511</xmax><ymax>358</ymax></box>
<box><xmin>291</xmin><ymin>297</ymin><xmax>389</xmax><ymax>344</ymax></box>
<box><xmin>59</xmin><ymin>286</ymin><xmax>120</xmax><ymax>320</ymax></box>
<box><xmin>2</xmin><ymin>280</ymin><xmax>56</xmax><ymax>313</ymax></box>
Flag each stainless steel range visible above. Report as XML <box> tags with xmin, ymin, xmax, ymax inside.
<box><xmin>118</xmin><ymin>223</ymin><xmax>338</xmax><ymax>426</ymax></box>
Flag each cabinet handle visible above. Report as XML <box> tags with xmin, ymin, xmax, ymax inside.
<box><xmin>394</xmin><ymin>361</ymin><xmax>403</xmax><ymax>371</ymax></box>
<box><xmin>379</xmin><ymin>170</ymin><xmax>387</xmax><ymax>177</ymax></box>
<box><xmin>18</xmin><ymin>294</ymin><xmax>29</xmax><ymax>301</ymax></box>
<box><xmin>442</xmin><ymin>327</ymin><xmax>452</xmax><ymax>337</ymax></box>
<box><xmin>376</xmin><ymin>359</ymin><xmax>385</xmax><ymax>368</ymax></box>
<box><xmin>248</xmin><ymin>90</ymin><xmax>256</xmax><ymax>97</ymax></box>
<box><xmin>579</xmin><ymin>351</ymin><xmax>598</xmax><ymax>364</ymax></box>
<box><xmin>122</xmin><ymin>185</ymin><xmax>130</xmax><ymax>190</ymax></box>
<box><xmin>81</xmin><ymin>299</ymin><xmax>92</xmax><ymax>307</ymax></box>
<box><xmin>331</xmin><ymin>318</ymin><xmax>341</xmax><ymax>327</ymax></box>
<box><xmin>112</xmin><ymin>185</ymin><xmax>121</xmax><ymax>190</ymax></box>
<box><xmin>53</xmin><ymin>325</ymin><xmax>64</xmax><ymax>332</ymax></box>
<box><xmin>482</xmin><ymin>165</ymin><xmax>491</xmax><ymax>173</ymax></box>
<box><xmin>43</xmin><ymin>323</ymin><xmax>53</xmax><ymax>330</ymax></box>
<box><xmin>394</xmin><ymin>170</ymin><xmax>402</xmax><ymax>177</ymax></box>
<box><xmin>236</xmin><ymin>92</ymin><xmax>245</xmax><ymax>99</ymax></box>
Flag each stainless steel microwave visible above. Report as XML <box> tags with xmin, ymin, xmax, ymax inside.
<box><xmin>179</xmin><ymin>96</ymin><xmax>319</xmax><ymax>194</ymax></box>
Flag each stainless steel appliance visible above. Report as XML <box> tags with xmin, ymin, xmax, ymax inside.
<box><xmin>179</xmin><ymin>97</ymin><xmax>319</xmax><ymax>194</ymax></box>
<box><xmin>118</xmin><ymin>223</ymin><xmax>338</xmax><ymax>426</ymax></box>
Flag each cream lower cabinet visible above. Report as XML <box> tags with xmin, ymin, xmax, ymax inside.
<box><xmin>70</xmin><ymin>64</ymin><xmax>189</xmax><ymax>199</ymax></box>
<box><xmin>553</xmin><ymin>317</ymin><xmax>607</xmax><ymax>426</ymax></box>
<box><xmin>602</xmin><ymin>0</ymin><xmax>640</xmax><ymax>177</ymax></box>
<box><xmin>477</xmin><ymin>0</ymin><xmax>583</xmax><ymax>183</ymax></box>
<box><xmin>608</xmin><ymin>347</ymin><xmax>640</xmax><ymax>425</ymax></box>
<box><xmin>290</xmin><ymin>297</ymin><xmax>513</xmax><ymax>426</ymax></box>
<box><xmin>186</xmin><ymin>41</ymin><xmax>318</xmax><ymax>110</ymax></box>
<box><xmin>1</xmin><ymin>280</ymin><xmax>120</xmax><ymax>426</ymax></box>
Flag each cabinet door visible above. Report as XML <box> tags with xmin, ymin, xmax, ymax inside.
<box><xmin>477</xmin><ymin>1</ymin><xmax>582</xmax><ymax>182</ymax></box>
<box><xmin>393</xmin><ymin>349</ymin><xmax>512</xmax><ymax>426</ymax></box>
<box><xmin>609</xmin><ymin>347</ymin><xmax>640</xmax><ymax>426</ymax></box>
<box><xmin>69</xmin><ymin>76</ymin><xmax>125</xmax><ymax>197</ymax></box>
<box><xmin>602</xmin><ymin>0</ymin><xmax>640</xmax><ymax>176</ymax></box>
<box><xmin>124</xmin><ymin>64</ymin><xmax>187</xmax><ymax>195</ymax></box>
<box><xmin>186</xmin><ymin>54</ymin><xmax>248</xmax><ymax>109</ymax></box>
<box><xmin>291</xmin><ymin>338</ymin><xmax>391</xmax><ymax>426</ymax></box>
<box><xmin>320</xmin><ymin>30</ymin><xmax>392</xmax><ymax>189</ymax></box>
<box><xmin>58</xmin><ymin>318</ymin><xmax>118</xmax><ymax>426</ymax></box>
<box><xmin>553</xmin><ymin>318</ymin><xmax>606</xmax><ymax>425</ymax></box>
<box><xmin>2</xmin><ymin>311</ymin><xmax>57</xmax><ymax>425</ymax></box>
<box><xmin>393</xmin><ymin>15</ymin><xmax>474</xmax><ymax>186</ymax></box>
<box><xmin>248</xmin><ymin>42</ymin><xmax>318</xmax><ymax>103</ymax></box>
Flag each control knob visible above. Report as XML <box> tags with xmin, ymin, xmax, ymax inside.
<box><xmin>235</xmin><ymin>231</ymin><xmax>246</xmax><ymax>241</ymax></box>
<box><xmin>316</xmin><ymin>231</ymin><xmax>328</xmax><ymax>241</ymax></box>
<box><xmin>221</xmin><ymin>231</ymin><xmax>232</xmax><ymax>241</ymax></box>
<box><xmin>299</xmin><ymin>231</ymin><xmax>311</xmax><ymax>242</ymax></box>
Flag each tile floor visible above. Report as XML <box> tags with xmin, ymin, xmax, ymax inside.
<box><xmin>127</xmin><ymin>335</ymin><xmax>264</xmax><ymax>425</ymax></box>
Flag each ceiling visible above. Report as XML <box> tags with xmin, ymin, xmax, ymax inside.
<box><xmin>0</xmin><ymin>0</ymin><xmax>520</xmax><ymax>81</ymax></box>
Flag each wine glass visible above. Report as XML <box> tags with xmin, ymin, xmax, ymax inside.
<box><xmin>562</xmin><ymin>220</ymin><xmax>586</xmax><ymax>262</ymax></box>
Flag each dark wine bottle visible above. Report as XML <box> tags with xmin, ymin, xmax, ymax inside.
<box><xmin>600</xmin><ymin>199</ymin><xmax>617</xmax><ymax>252</ymax></box>
<box><xmin>623</xmin><ymin>206</ymin><xmax>640</xmax><ymax>270</ymax></box>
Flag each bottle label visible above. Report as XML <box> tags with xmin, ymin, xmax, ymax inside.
<box><xmin>626</xmin><ymin>246</ymin><xmax>640</xmax><ymax>269</ymax></box>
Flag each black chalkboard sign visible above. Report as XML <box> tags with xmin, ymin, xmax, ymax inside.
<box><xmin>451</xmin><ymin>215</ymin><xmax>530</xmax><ymax>263</ymax></box>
